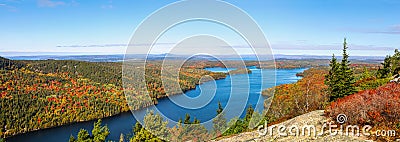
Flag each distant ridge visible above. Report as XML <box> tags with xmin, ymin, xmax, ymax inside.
<box><xmin>3</xmin><ymin>54</ymin><xmax>385</xmax><ymax>62</ymax></box>
<box><xmin>0</xmin><ymin>56</ymin><xmax>25</xmax><ymax>69</ymax></box>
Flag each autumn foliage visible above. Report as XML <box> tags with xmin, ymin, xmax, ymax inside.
<box><xmin>326</xmin><ymin>83</ymin><xmax>400</xmax><ymax>140</ymax></box>
<box><xmin>0</xmin><ymin>58</ymin><xmax>226</xmax><ymax>138</ymax></box>
<box><xmin>263</xmin><ymin>68</ymin><xmax>329</xmax><ymax>123</ymax></box>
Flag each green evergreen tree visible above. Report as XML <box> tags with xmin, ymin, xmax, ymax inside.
<box><xmin>92</xmin><ymin>119</ymin><xmax>109</xmax><ymax>142</ymax></box>
<box><xmin>69</xmin><ymin>119</ymin><xmax>109</xmax><ymax>142</ymax></box>
<box><xmin>143</xmin><ymin>110</ymin><xmax>169</xmax><ymax>140</ymax></box>
<box><xmin>130</xmin><ymin>111</ymin><xmax>166</xmax><ymax>142</ymax></box>
<box><xmin>193</xmin><ymin>117</ymin><xmax>200</xmax><ymax>124</ymax></box>
<box><xmin>133</xmin><ymin>123</ymin><xmax>142</xmax><ymax>134</ymax></box>
<box><xmin>130</xmin><ymin>127</ymin><xmax>163</xmax><ymax>142</ymax></box>
<box><xmin>338</xmin><ymin>38</ymin><xmax>356</xmax><ymax>98</ymax></box>
<box><xmin>392</xmin><ymin>49</ymin><xmax>400</xmax><ymax>74</ymax></box>
<box><xmin>244</xmin><ymin>105</ymin><xmax>254</xmax><ymax>123</ymax></box>
<box><xmin>184</xmin><ymin>113</ymin><xmax>191</xmax><ymax>124</ymax></box>
<box><xmin>325</xmin><ymin>38</ymin><xmax>356</xmax><ymax>101</ymax></box>
<box><xmin>178</xmin><ymin>117</ymin><xmax>183</xmax><ymax>124</ymax></box>
<box><xmin>223</xmin><ymin>117</ymin><xmax>246</xmax><ymax>135</ymax></box>
<box><xmin>325</xmin><ymin>54</ymin><xmax>340</xmax><ymax>101</ymax></box>
<box><xmin>248</xmin><ymin>111</ymin><xmax>263</xmax><ymax>129</ymax></box>
<box><xmin>77</xmin><ymin>129</ymin><xmax>91</xmax><ymax>142</ymax></box>
<box><xmin>378</xmin><ymin>49</ymin><xmax>400</xmax><ymax>78</ymax></box>
<box><xmin>119</xmin><ymin>133</ymin><xmax>124</xmax><ymax>142</ymax></box>
<box><xmin>69</xmin><ymin>135</ymin><xmax>76</xmax><ymax>142</ymax></box>
<box><xmin>378</xmin><ymin>55</ymin><xmax>392</xmax><ymax>78</ymax></box>
<box><xmin>216</xmin><ymin>101</ymin><xmax>223</xmax><ymax>114</ymax></box>
<box><xmin>212</xmin><ymin>101</ymin><xmax>227</xmax><ymax>136</ymax></box>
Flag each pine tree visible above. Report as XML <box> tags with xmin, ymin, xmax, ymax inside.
<box><xmin>142</xmin><ymin>110</ymin><xmax>169</xmax><ymax>140</ymax></box>
<box><xmin>377</xmin><ymin>49</ymin><xmax>400</xmax><ymax>78</ymax></box>
<box><xmin>119</xmin><ymin>133</ymin><xmax>125</xmax><ymax>142</ymax></box>
<box><xmin>178</xmin><ymin>117</ymin><xmax>183</xmax><ymax>124</ymax></box>
<box><xmin>325</xmin><ymin>54</ymin><xmax>340</xmax><ymax>101</ymax></box>
<box><xmin>378</xmin><ymin>55</ymin><xmax>392</xmax><ymax>78</ymax></box>
<box><xmin>130</xmin><ymin>111</ymin><xmax>167</xmax><ymax>142</ymax></box>
<box><xmin>77</xmin><ymin>129</ymin><xmax>90</xmax><ymax>141</ymax></box>
<box><xmin>69</xmin><ymin>135</ymin><xmax>76</xmax><ymax>142</ymax></box>
<box><xmin>212</xmin><ymin>101</ymin><xmax>227</xmax><ymax>136</ymax></box>
<box><xmin>130</xmin><ymin>127</ymin><xmax>163</xmax><ymax>142</ymax></box>
<box><xmin>338</xmin><ymin>38</ymin><xmax>356</xmax><ymax>98</ymax></box>
<box><xmin>133</xmin><ymin>122</ymin><xmax>142</xmax><ymax>134</ymax></box>
<box><xmin>216</xmin><ymin>101</ymin><xmax>223</xmax><ymax>114</ymax></box>
<box><xmin>244</xmin><ymin>105</ymin><xmax>254</xmax><ymax>123</ymax></box>
<box><xmin>392</xmin><ymin>49</ymin><xmax>400</xmax><ymax>74</ymax></box>
<box><xmin>184</xmin><ymin>114</ymin><xmax>191</xmax><ymax>124</ymax></box>
<box><xmin>69</xmin><ymin>119</ymin><xmax>109</xmax><ymax>142</ymax></box>
<box><xmin>193</xmin><ymin>117</ymin><xmax>200</xmax><ymax>124</ymax></box>
<box><xmin>325</xmin><ymin>38</ymin><xmax>356</xmax><ymax>101</ymax></box>
<box><xmin>92</xmin><ymin>119</ymin><xmax>110</xmax><ymax>142</ymax></box>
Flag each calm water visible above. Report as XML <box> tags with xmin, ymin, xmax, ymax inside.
<box><xmin>7</xmin><ymin>67</ymin><xmax>305</xmax><ymax>142</ymax></box>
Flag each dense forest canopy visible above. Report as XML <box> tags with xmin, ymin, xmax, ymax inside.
<box><xmin>0</xmin><ymin>57</ymin><xmax>226</xmax><ymax>138</ymax></box>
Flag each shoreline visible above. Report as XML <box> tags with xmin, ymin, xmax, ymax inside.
<box><xmin>5</xmin><ymin>68</ymin><xmax>228</xmax><ymax>139</ymax></box>
<box><xmin>5</xmin><ymin>67</ymin><xmax>304</xmax><ymax>140</ymax></box>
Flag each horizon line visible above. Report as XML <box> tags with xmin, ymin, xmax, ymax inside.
<box><xmin>0</xmin><ymin>51</ymin><xmax>387</xmax><ymax>58</ymax></box>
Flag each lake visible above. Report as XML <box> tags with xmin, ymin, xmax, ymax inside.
<box><xmin>7</xmin><ymin>67</ymin><xmax>306</xmax><ymax>142</ymax></box>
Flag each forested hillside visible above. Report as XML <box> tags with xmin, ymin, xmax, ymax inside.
<box><xmin>0</xmin><ymin>57</ymin><xmax>24</xmax><ymax>70</ymax></box>
<box><xmin>0</xmin><ymin>57</ymin><xmax>225</xmax><ymax>138</ymax></box>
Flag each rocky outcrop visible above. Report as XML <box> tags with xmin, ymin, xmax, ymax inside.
<box><xmin>213</xmin><ymin>110</ymin><xmax>369</xmax><ymax>142</ymax></box>
<box><xmin>390</xmin><ymin>74</ymin><xmax>400</xmax><ymax>83</ymax></box>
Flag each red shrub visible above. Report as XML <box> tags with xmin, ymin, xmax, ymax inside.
<box><xmin>327</xmin><ymin>83</ymin><xmax>400</xmax><ymax>125</ymax></box>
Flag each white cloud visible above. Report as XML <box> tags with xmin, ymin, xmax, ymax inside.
<box><xmin>390</xmin><ymin>25</ymin><xmax>400</xmax><ymax>31</ymax></box>
<box><xmin>101</xmin><ymin>4</ymin><xmax>113</xmax><ymax>9</ymax></box>
<box><xmin>271</xmin><ymin>43</ymin><xmax>395</xmax><ymax>51</ymax></box>
<box><xmin>37</xmin><ymin>0</ymin><xmax>65</xmax><ymax>7</ymax></box>
<box><xmin>0</xmin><ymin>3</ymin><xmax>17</xmax><ymax>12</ymax></box>
<box><xmin>101</xmin><ymin>0</ymin><xmax>113</xmax><ymax>9</ymax></box>
<box><xmin>56</xmin><ymin>43</ymin><xmax>176</xmax><ymax>48</ymax></box>
<box><xmin>345</xmin><ymin>24</ymin><xmax>400</xmax><ymax>35</ymax></box>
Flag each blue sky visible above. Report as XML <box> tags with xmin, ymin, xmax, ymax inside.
<box><xmin>0</xmin><ymin>0</ymin><xmax>399</xmax><ymax>56</ymax></box>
